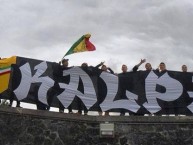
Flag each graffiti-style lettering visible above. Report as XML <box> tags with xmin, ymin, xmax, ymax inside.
<box><xmin>100</xmin><ymin>72</ymin><xmax>140</xmax><ymax>112</ymax></box>
<box><xmin>14</xmin><ymin>62</ymin><xmax>54</xmax><ymax>105</ymax></box>
<box><xmin>57</xmin><ymin>67</ymin><xmax>97</xmax><ymax>109</ymax></box>
<box><xmin>143</xmin><ymin>71</ymin><xmax>183</xmax><ymax>114</ymax></box>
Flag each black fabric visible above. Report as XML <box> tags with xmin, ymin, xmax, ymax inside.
<box><xmin>1</xmin><ymin>56</ymin><xmax>193</xmax><ymax>115</ymax></box>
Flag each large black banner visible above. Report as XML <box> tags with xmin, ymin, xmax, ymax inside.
<box><xmin>1</xmin><ymin>56</ymin><xmax>193</xmax><ymax>115</ymax></box>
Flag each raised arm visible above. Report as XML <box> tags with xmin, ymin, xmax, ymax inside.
<box><xmin>132</xmin><ymin>59</ymin><xmax>146</xmax><ymax>72</ymax></box>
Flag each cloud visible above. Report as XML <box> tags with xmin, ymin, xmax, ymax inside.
<box><xmin>1</xmin><ymin>0</ymin><xmax>193</xmax><ymax>72</ymax></box>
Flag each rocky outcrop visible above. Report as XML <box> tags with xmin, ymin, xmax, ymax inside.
<box><xmin>0</xmin><ymin>107</ymin><xmax>193</xmax><ymax>145</ymax></box>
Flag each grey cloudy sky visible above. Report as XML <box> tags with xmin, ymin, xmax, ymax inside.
<box><xmin>1</xmin><ymin>0</ymin><xmax>193</xmax><ymax>73</ymax></box>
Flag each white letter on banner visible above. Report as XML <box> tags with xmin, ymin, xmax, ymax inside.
<box><xmin>100</xmin><ymin>72</ymin><xmax>140</xmax><ymax>112</ymax></box>
<box><xmin>143</xmin><ymin>71</ymin><xmax>183</xmax><ymax>114</ymax></box>
<box><xmin>14</xmin><ymin>62</ymin><xmax>54</xmax><ymax>105</ymax></box>
<box><xmin>187</xmin><ymin>76</ymin><xmax>193</xmax><ymax>112</ymax></box>
<box><xmin>57</xmin><ymin>67</ymin><xmax>97</xmax><ymax>109</ymax></box>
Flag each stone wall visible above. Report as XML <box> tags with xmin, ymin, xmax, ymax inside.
<box><xmin>0</xmin><ymin>106</ymin><xmax>193</xmax><ymax>145</ymax></box>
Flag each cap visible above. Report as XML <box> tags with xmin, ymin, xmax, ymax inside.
<box><xmin>62</xmin><ymin>58</ymin><xmax>69</xmax><ymax>63</ymax></box>
<box><xmin>62</xmin><ymin>58</ymin><xmax>69</xmax><ymax>61</ymax></box>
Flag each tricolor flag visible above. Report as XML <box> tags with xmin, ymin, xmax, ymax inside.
<box><xmin>64</xmin><ymin>34</ymin><xmax>96</xmax><ymax>57</ymax></box>
<box><xmin>0</xmin><ymin>66</ymin><xmax>11</xmax><ymax>76</ymax></box>
<box><xmin>0</xmin><ymin>56</ymin><xmax>16</xmax><ymax>93</ymax></box>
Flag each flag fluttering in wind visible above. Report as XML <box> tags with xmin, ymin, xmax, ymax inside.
<box><xmin>64</xmin><ymin>34</ymin><xmax>96</xmax><ymax>57</ymax></box>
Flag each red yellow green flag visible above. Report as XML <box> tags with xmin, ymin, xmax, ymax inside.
<box><xmin>64</xmin><ymin>34</ymin><xmax>96</xmax><ymax>57</ymax></box>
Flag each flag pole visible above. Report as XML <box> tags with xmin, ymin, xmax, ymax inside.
<box><xmin>61</xmin><ymin>53</ymin><xmax>67</xmax><ymax>61</ymax></box>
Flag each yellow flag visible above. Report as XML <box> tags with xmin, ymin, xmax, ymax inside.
<box><xmin>0</xmin><ymin>56</ymin><xmax>16</xmax><ymax>93</ymax></box>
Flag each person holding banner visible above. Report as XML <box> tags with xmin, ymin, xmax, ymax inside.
<box><xmin>156</xmin><ymin>62</ymin><xmax>167</xmax><ymax>74</ymax></box>
<box><xmin>96</xmin><ymin>62</ymin><xmax>115</xmax><ymax>116</ymax></box>
<box><xmin>100</xmin><ymin>64</ymin><xmax>114</xmax><ymax>116</ymax></box>
<box><xmin>60</xmin><ymin>58</ymin><xmax>73</xmax><ymax>113</ymax></box>
<box><xmin>101</xmin><ymin>64</ymin><xmax>114</xmax><ymax>74</ymax></box>
<box><xmin>48</xmin><ymin>59</ymin><xmax>73</xmax><ymax>113</ymax></box>
<box><xmin>145</xmin><ymin>63</ymin><xmax>152</xmax><ymax>71</ymax></box>
<box><xmin>75</xmin><ymin>61</ymin><xmax>111</xmax><ymax>116</ymax></box>
<box><xmin>155</xmin><ymin>62</ymin><xmax>171</xmax><ymax>116</ymax></box>
<box><xmin>133</xmin><ymin>59</ymin><xmax>146</xmax><ymax>72</ymax></box>
<box><xmin>119</xmin><ymin>59</ymin><xmax>146</xmax><ymax>116</ymax></box>
<box><xmin>79</xmin><ymin>61</ymin><xmax>113</xmax><ymax>116</ymax></box>
<box><xmin>119</xmin><ymin>64</ymin><xmax>129</xmax><ymax>116</ymax></box>
<box><xmin>182</xmin><ymin>65</ymin><xmax>188</xmax><ymax>72</ymax></box>
<box><xmin>75</xmin><ymin>62</ymin><xmax>90</xmax><ymax>115</ymax></box>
